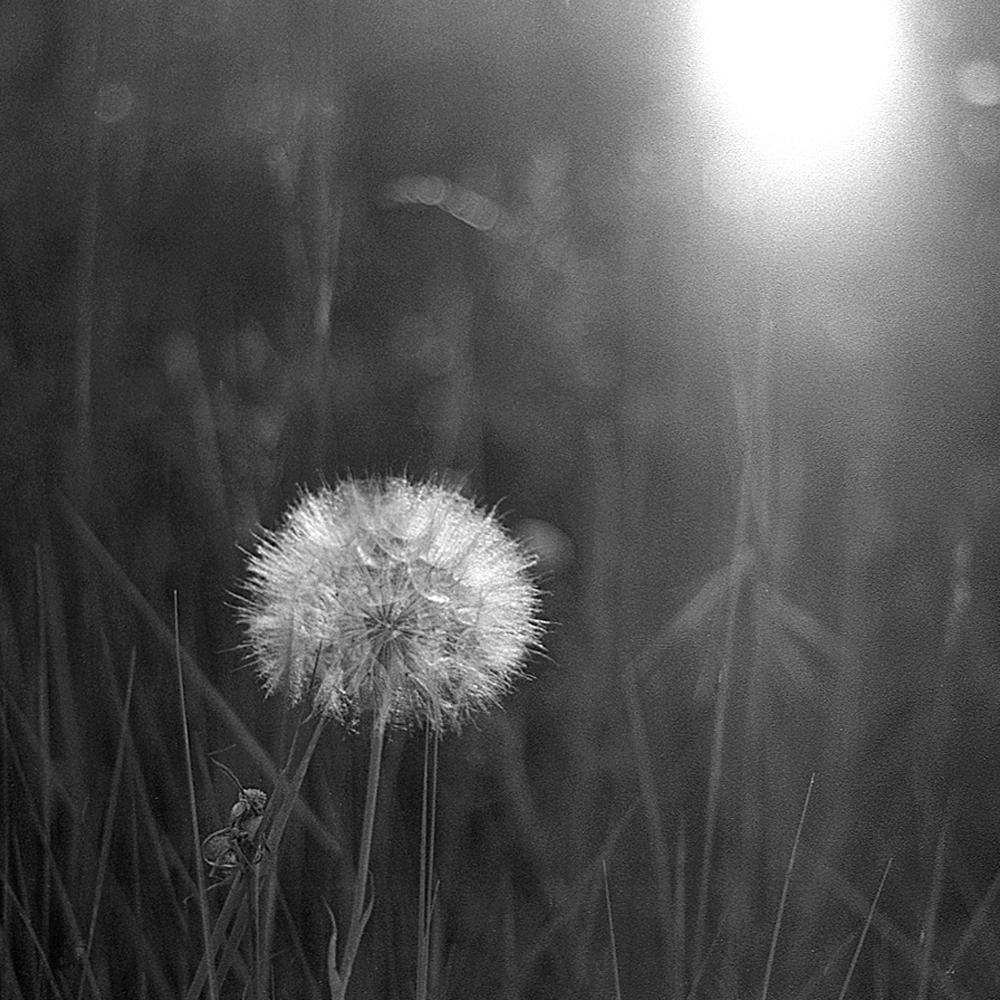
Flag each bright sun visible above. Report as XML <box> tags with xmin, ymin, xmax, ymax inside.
<box><xmin>695</xmin><ymin>0</ymin><xmax>904</xmax><ymax>184</ymax></box>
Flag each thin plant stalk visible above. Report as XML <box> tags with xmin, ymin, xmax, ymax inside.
<box><xmin>695</xmin><ymin>286</ymin><xmax>777</xmax><ymax>970</ymax></box>
<box><xmin>603</xmin><ymin>859</ymin><xmax>622</xmax><ymax>1000</ymax></box>
<box><xmin>815</xmin><ymin>860</ymin><xmax>966</xmax><ymax>1000</ymax></box>
<box><xmin>760</xmin><ymin>772</ymin><xmax>814</xmax><ymax>1000</ymax></box>
<box><xmin>60</xmin><ymin>496</ymin><xmax>342</xmax><ymax>860</ymax></box>
<box><xmin>621</xmin><ymin>651</ymin><xmax>673</xmax><ymax>981</ymax></box>
<box><xmin>685</xmin><ymin>927</ymin><xmax>722</xmax><ymax>1000</ymax></box>
<box><xmin>692</xmin><ymin>469</ymin><xmax>751</xmax><ymax>970</ymax></box>
<box><xmin>513</xmin><ymin>801</ymin><xmax>638</xmax><ymax>997</ymax></box>
<box><xmin>916</xmin><ymin>811</ymin><xmax>950</xmax><ymax>1000</ymax></box>
<box><xmin>279</xmin><ymin>886</ymin><xmax>325</xmax><ymax>1000</ymax></box>
<box><xmin>258</xmin><ymin>697</ymin><xmax>330</xmax><ymax>973</ymax></box>
<box><xmin>76</xmin><ymin>649</ymin><xmax>137</xmax><ymax>1000</ymax></box>
<box><xmin>0</xmin><ymin>689</ymin><xmax>13</xmax><ymax>991</ymax></box>
<box><xmin>0</xmin><ymin>700</ymin><xmax>102</xmax><ymax>997</ymax></box>
<box><xmin>71</xmin><ymin>3</ymin><xmax>104</xmax><ymax>502</ymax></box>
<box><xmin>129</xmin><ymin>797</ymin><xmax>148</xmax><ymax>1000</ymax></box>
<box><xmin>329</xmin><ymin>691</ymin><xmax>391</xmax><ymax>1000</ymax></box>
<box><xmin>416</xmin><ymin>726</ymin><xmax>440</xmax><ymax>1000</ymax></box>
<box><xmin>674</xmin><ymin>815</ymin><xmax>687</xmax><ymax>997</ymax></box>
<box><xmin>250</xmin><ymin>864</ymin><xmax>263</xmax><ymax>1000</ymax></box>
<box><xmin>0</xmin><ymin>875</ymin><xmax>63</xmax><ymax>998</ymax></box>
<box><xmin>947</xmin><ymin>860</ymin><xmax>1000</xmax><ymax>975</ymax></box>
<box><xmin>34</xmin><ymin>543</ymin><xmax>53</xmax><ymax>990</ymax></box>
<box><xmin>185</xmin><ymin>878</ymin><xmax>251</xmax><ymax>1000</ymax></box>
<box><xmin>591</xmin><ymin>419</ymin><xmax>674</xmax><ymax>992</ymax></box>
<box><xmin>838</xmin><ymin>857</ymin><xmax>892</xmax><ymax>1000</ymax></box>
<box><xmin>185</xmin><ymin>714</ymin><xmax>328</xmax><ymax>1000</ymax></box>
<box><xmin>175</xmin><ymin>593</ymin><xmax>218</xmax><ymax>1000</ymax></box>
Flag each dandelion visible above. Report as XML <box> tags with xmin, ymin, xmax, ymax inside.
<box><xmin>238</xmin><ymin>476</ymin><xmax>543</xmax><ymax>999</ymax></box>
<box><xmin>240</xmin><ymin>476</ymin><xmax>543</xmax><ymax>731</ymax></box>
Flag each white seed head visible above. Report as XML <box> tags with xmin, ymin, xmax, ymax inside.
<box><xmin>239</xmin><ymin>477</ymin><xmax>544</xmax><ymax>731</ymax></box>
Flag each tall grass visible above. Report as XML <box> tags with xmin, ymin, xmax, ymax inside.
<box><xmin>4</xmin><ymin>20</ymin><xmax>1000</xmax><ymax>999</ymax></box>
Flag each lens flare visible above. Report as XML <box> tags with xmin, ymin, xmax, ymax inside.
<box><xmin>695</xmin><ymin>0</ymin><xmax>904</xmax><ymax>184</ymax></box>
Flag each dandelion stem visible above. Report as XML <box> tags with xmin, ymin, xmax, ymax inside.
<box><xmin>416</xmin><ymin>725</ymin><xmax>440</xmax><ymax>1000</ymax></box>
<box><xmin>330</xmin><ymin>693</ymin><xmax>390</xmax><ymax>1000</ymax></box>
<box><xmin>240</xmin><ymin>477</ymin><xmax>542</xmax><ymax>996</ymax></box>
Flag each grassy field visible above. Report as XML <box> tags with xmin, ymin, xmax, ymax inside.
<box><xmin>4</xmin><ymin>4</ymin><xmax>1000</xmax><ymax>998</ymax></box>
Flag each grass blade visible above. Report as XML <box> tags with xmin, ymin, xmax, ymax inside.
<box><xmin>77</xmin><ymin>649</ymin><xmax>138</xmax><ymax>1000</ymax></box>
<box><xmin>838</xmin><ymin>857</ymin><xmax>892</xmax><ymax>1000</ymax></box>
<box><xmin>761</xmin><ymin>772</ymin><xmax>814</xmax><ymax>1000</ymax></box>
<box><xmin>174</xmin><ymin>593</ymin><xmax>218</xmax><ymax>1000</ymax></box>
<box><xmin>603</xmin><ymin>859</ymin><xmax>622</xmax><ymax>1000</ymax></box>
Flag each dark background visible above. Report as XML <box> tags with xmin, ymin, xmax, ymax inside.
<box><xmin>3</xmin><ymin>0</ymin><xmax>1000</xmax><ymax>997</ymax></box>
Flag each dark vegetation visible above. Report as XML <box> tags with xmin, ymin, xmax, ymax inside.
<box><xmin>3</xmin><ymin>0</ymin><xmax>1000</xmax><ymax>997</ymax></box>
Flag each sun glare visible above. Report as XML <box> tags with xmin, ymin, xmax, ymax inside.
<box><xmin>696</xmin><ymin>0</ymin><xmax>904</xmax><ymax>185</ymax></box>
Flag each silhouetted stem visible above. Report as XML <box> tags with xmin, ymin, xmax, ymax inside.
<box><xmin>693</xmin><ymin>468</ymin><xmax>751</xmax><ymax>971</ymax></box>
<box><xmin>415</xmin><ymin>727</ymin><xmax>440</xmax><ymax>1000</ymax></box>
<box><xmin>330</xmin><ymin>694</ymin><xmax>390</xmax><ymax>1000</ymax></box>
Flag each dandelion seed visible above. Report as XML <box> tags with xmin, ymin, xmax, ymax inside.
<box><xmin>239</xmin><ymin>477</ymin><xmax>543</xmax><ymax>730</ymax></box>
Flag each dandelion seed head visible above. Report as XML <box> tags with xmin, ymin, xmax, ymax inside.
<box><xmin>239</xmin><ymin>477</ymin><xmax>544</xmax><ymax>731</ymax></box>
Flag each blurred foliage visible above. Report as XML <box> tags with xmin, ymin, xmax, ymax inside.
<box><xmin>3</xmin><ymin>0</ymin><xmax>1000</xmax><ymax>997</ymax></box>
